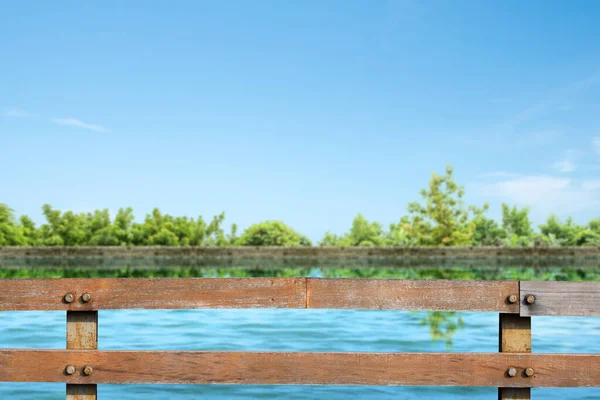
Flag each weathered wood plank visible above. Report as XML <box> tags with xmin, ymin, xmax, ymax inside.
<box><xmin>66</xmin><ymin>311</ymin><xmax>97</xmax><ymax>399</ymax></box>
<box><xmin>1</xmin><ymin>350</ymin><xmax>600</xmax><ymax>387</ymax></box>
<box><xmin>308</xmin><ymin>279</ymin><xmax>520</xmax><ymax>313</ymax></box>
<box><xmin>498</xmin><ymin>314</ymin><xmax>531</xmax><ymax>399</ymax></box>
<box><xmin>499</xmin><ymin>314</ymin><xmax>531</xmax><ymax>354</ymax></box>
<box><xmin>520</xmin><ymin>281</ymin><xmax>600</xmax><ymax>316</ymax></box>
<box><xmin>65</xmin><ymin>385</ymin><xmax>97</xmax><ymax>399</ymax></box>
<box><xmin>0</xmin><ymin>278</ymin><xmax>307</xmax><ymax>311</ymax></box>
<box><xmin>67</xmin><ymin>312</ymin><xmax>98</xmax><ymax>351</ymax></box>
<box><xmin>1</xmin><ymin>246</ymin><xmax>598</xmax><ymax>260</ymax></box>
<box><xmin>7</xmin><ymin>278</ymin><xmax>598</xmax><ymax>315</ymax></box>
<box><xmin>0</xmin><ymin>278</ymin><xmax>519</xmax><ymax>312</ymax></box>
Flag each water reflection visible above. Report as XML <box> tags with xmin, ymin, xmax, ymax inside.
<box><xmin>0</xmin><ymin>263</ymin><xmax>597</xmax><ymax>349</ymax></box>
<box><xmin>419</xmin><ymin>311</ymin><xmax>465</xmax><ymax>348</ymax></box>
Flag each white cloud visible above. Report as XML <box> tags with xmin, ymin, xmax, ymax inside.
<box><xmin>51</xmin><ymin>118</ymin><xmax>110</xmax><ymax>133</ymax></box>
<box><xmin>582</xmin><ymin>180</ymin><xmax>600</xmax><ymax>192</ymax></box>
<box><xmin>554</xmin><ymin>160</ymin><xmax>576</xmax><ymax>173</ymax></box>
<box><xmin>553</xmin><ymin>149</ymin><xmax>580</xmax><ymax>173</ymax></box>
<box><xmin>2</xmin><ymin>108</ymin><xmax>29</xmax><ymax>117</ymax></box>
<box><xmin>475</xmin><ymin>175</ymin><xmax>600</xmax><ymax>216</ymax></box>
<box><xmin>593</xmin><ymin>137</ymin><xmax>600</xmax><ymax>154</ymax></box>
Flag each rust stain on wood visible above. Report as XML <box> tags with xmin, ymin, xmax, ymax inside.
<box><xmin>498</xmin><ymin>313</ymin><xmax>531</xmax><ymax>399</ymax></box>
<box><xmin>499</xmin><ymin>314</ymin><xmax>531</xmax><ymax>354</ymax></box>
<box><xmin>520</xmin><ymin>281</ymin><xmax>600</xmax><ymax>317</ymax></box>
<box><xmin>66</xmin><ymin>311</ymin><xmax>97</xmax><ymax>399</ymax></box>
<box><xmin>67</xmin><ymin>312</ymin><xmax>98</xmax><ymax>351</ymax></box>
<box><xmin>0</xmin><ymin>351</ymin><xmax>599</xmax><ymax>387</ymax></box>
<box><xmin>307</xmin><ymin>279</ymin><xmax>519</xmax><ymax>313</ymax></box>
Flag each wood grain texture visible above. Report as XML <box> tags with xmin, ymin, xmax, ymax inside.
<box><xmin>67</xmin><ymin>312</ymin><xmax>98</xmax><ymax>351</ymax></box>
<box><xmin>498</xmin><ymin>314</ymin><xmax>531</xmax><ymax>399</ymax></box>
<box><xmin>520</xmin><ymin>281</ymin><xmax>600</xmax><ymax>316</ymax></box>
<box><xmin>0</xmin><ymin>278</ymin><xmax>518</xmax><ymax>312</ymax></box>
<box><xmin>0</xmin><ymin>278</ymin><xmax>306</xmax><ymax>311</ymax></box>
<box><xmin>1</xmin><ymin>350</ymin><xmax>600</xmax><ymax>387</ymax></box>
<box><xmin>66</xmin><ymin>311</ymin><xmax>98</xmax><ymax>399</ymax></box>
<box><xmin>307</xmin><ymin>279</ymin><xmax>520</xmax><ymax>313</ymax></box>
<box><xmin>499</xmin><ymin>314</ymin><xmax>531</xmax><ymax>354</ymax></box>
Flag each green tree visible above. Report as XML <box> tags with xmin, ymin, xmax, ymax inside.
<box><xmin>39</xmin><ymin>205</ymin><xmax>88</xmax><ymax>246</ymax></box>
<box><xmin>501</xmin><ymin>204</ymin><xmax>533</xmax><ymax>237</ymax></box>
<box><xmin>319</xmin><ymin>231</ymin><xmax>347</xmax><ymax>246</ymax></box>
<box><xmin>387</xmin><ymin>217</ymin><xmax>418</xmax><ymax>246</ymax></box>
<box><xmin>0</xmin><ymin>204</ymin><xmax>28</xmax><ymax>245</ymax></box>
<box><xmin>588</xmin><ymin>218</ymin><xmax>600</xmax><ymax>233</ymax></box>
<box><xmin>130</xmin><ymin>208</ymin><xmax>229</xmax><ymax>246</ymax></box>
<box><xmin>404</xmin><ymin>165</ymin><xmax>487</xmax><ymax>245</ymax></box>
<box><xmin>539</xmin><ymin>215</ymin><xmax>600</xmax><ymax>246</ymax></box>
<box><xmin>38</xmin><ymin>205</ymin><xmax>120</xmax><ymax>246</ymax></box>
<box><xmin>19</xmin><ymin>215</ymin><xmax>39</xmax><ymax>245</ymax></box>
<box><xmin>472</xmin><ymin>215</ymin><xmax>506</xmax><ymax>246</ymax></box>
<box><xmin>320</xmin><ymin>214</ymin><xmax>393</xmax><ymax>246</ymax></box>
<box><xmin>237</xmin><ymin>221</ymin><xmax>310</xmax><ymax>246</ymax></box>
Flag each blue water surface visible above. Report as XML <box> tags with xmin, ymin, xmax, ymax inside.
<box><xmin>1</xmin><ymin>308</ymin><xmax>599</xmax><ymax>399</ymax></box>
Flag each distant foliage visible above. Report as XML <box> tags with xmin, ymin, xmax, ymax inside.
<box><xmin>501</xmin><ymin>204</ymin><xmax>533</xmax><ymax>238</ymax></box>
<box><xmin>321</xmin><ymin>214</ymin><xmax>389</xmax><ymax>246</ymax></box>
<box><xmin>0</xmin><ymin>204</ymin><xmax>28</xmax><ymax>246</ymax></box>
<box><xmin>0</xmin><ymin>204</ymin><xmax>237</xmax><ymax>247</ymax></box>
<box><xmin>538</xmin><ymin>215</ymin><xmax>600</xmax><ymax>246</ymax></box>
<box><xmin>319</xmin><ymin>165</ymin><xmax>598</xmax><ymax>247</ymax></box>
<box><xmin>402</xmin><ymin>165</ymin><xmax>488</xmax><ymax>246</ymax></box>
<box><xmin>1</xmin><ymin>165</ymin><xmax>598</xmax><ymax>247</ymax></box>
<box><xmin>237</xmin><ymin>221</ymin><xmax>311</xmax><ymax>246</ymax></box>
<box><xmin>472</xmin><ymin>215</ymin><xmax>506</xmax><ymax>246</ymax></box>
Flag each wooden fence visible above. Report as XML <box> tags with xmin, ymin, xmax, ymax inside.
<box><xmin>1</xmin><ymin>277</ymin><xmax>599</xmax><ymax>399</ymax></box>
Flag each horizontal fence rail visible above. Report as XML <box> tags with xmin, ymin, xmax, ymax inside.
<box><xmin>1</xmin><ymin>350</ymin><xmax>600</xmax><ymax>387</ymax></box>
<box><xmin>520</xmin><ymin>281</ymin><xmax>600</xmax><ymax>316</ymax></box>
<box><xmin>0</xmin><ymin>278</ymin><xmax>519</xmax><ymax>312</ymax></box>
<box><xmin>0</xmin><ymin>277</ymin><xmax>599</xmax><ymax>399</ymax></box>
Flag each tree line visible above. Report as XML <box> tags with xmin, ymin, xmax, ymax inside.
<box><xmin>1</xmin><ymin>166</ymin><xmax>599</xmax><ymax>247</ymax></box>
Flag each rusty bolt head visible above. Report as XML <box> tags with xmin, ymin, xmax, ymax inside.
<box><xmin>508</xmin><ymin>294</ymin><xmax>518</xmax><ymax>304</ymax></box>
<box><xmin>525</xmin><ymin>294</ymin><xmax>536</xmax><ymax>305</ymax></box>
<box><xmin>65</xmin><ymin>365</ymin><xmax>76</xmax><ymax>375</ymax></box>
<box><xmin>83</xmin><ymin>365</ymin><xmax>94</xmax><ymax>376</ymax></box>
<box><xmin>507</xmin><ymin>367</ymin><xmax>517</xmax><ymax>377</ymax></box>
<box><xmin>63</xmin><ymin>293</ymin><xmax>75</xmax><ymax>303</ymax></box>
<box><xmin>525</xmin><ymin>367</ymin><xmax>534</xmax><ymax>377</ymax></box>
<box><xmin>81</xmin><ymin>292</ymin><xmax>92</xmax><ymax>303</ymax></box>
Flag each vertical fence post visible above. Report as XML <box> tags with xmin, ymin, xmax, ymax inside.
<box><xmin>66</xmin><ymin>311</ymin><xmax>98</xmax><ymax>400</ymax></box>
<box><xmin>498</xmin><ymin>313</ymin><xmax>531</xmax><ymax>400</ymax></box>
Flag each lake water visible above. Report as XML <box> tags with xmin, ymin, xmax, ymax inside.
<box><xmin>1</xmin><ymin>308</ymin><xmax>599</xmax><ymax>399</ymax></box>
<box><xmin>0</xmin><ymin>263</ymin><xmax>599</xmax><ymax>399</ymax></box>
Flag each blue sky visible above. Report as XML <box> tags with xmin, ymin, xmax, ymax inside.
<box><xmin>1</xmin><ymin>0</ymin><xmax>599</xmax><ymax>240</ymax></box>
